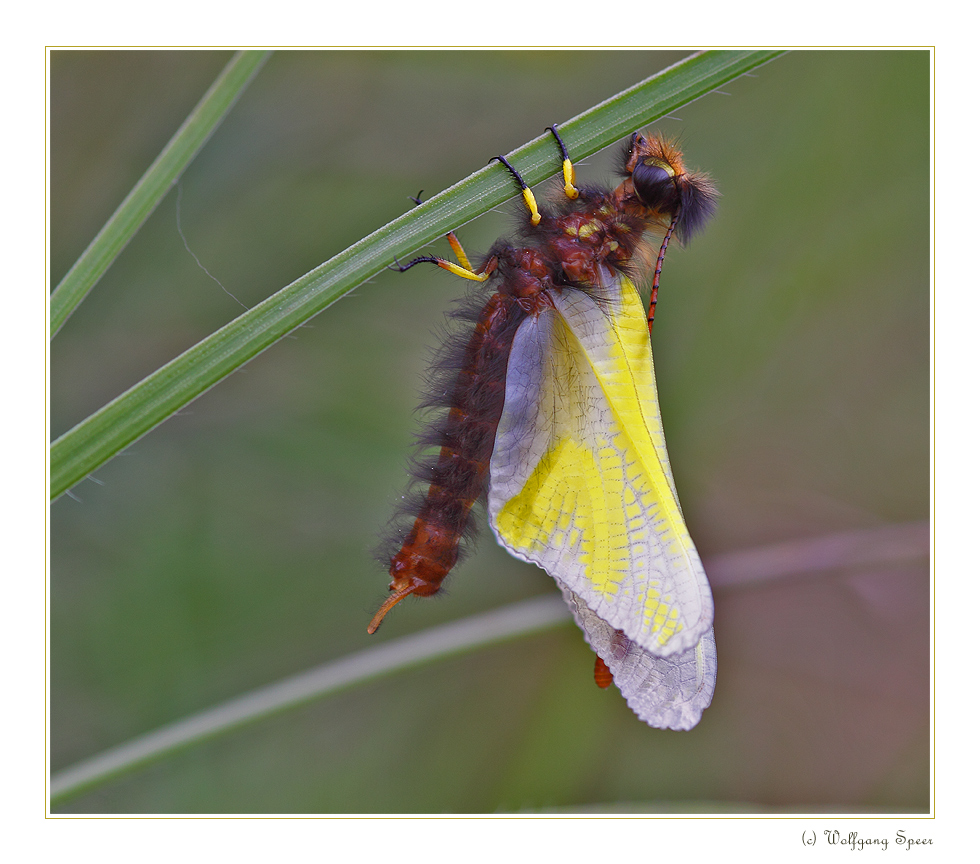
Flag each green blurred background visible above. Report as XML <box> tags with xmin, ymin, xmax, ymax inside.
<box><xmin>50</xmin><ymin>50</ymin><xmax>930</xmax><ymax>813</ymax></box>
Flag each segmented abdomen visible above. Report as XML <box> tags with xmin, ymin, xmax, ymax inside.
<box><xmin>369</xmin><ymin>280</ymin><xmax>533</xmax><ymax>632</ymax></box>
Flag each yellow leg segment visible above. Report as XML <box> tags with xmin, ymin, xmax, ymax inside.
<box><xmin>392</xmin><ymin>194</ymin><xmax>492</xmax><ymax>282</ymax></box>
<box><xmin>435</xmin><ymin>258</ymin><xmax>491</xmax><ymax>282</ymax></box>
<box><xmin>446</xmin><ymin>232</ymin><xmax>476</xmax><ymax>272</ymax></box>
<box><xmin>547</xmin><ymin>125</ymin><xmax>579</xmax><ymax>200</ymax></box>
<box><xmin>521</xmin><ymin>188</ymin><xmax>542</xmax><ymax>226</ymax></box>
<box><xmin>562</xmin><ymin>158</ymin><xmax>578</xmax><ymax>200</ymax></box>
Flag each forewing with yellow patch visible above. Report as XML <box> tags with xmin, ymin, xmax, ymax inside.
<box><xmin>487</xmin><ymin>270</ymin><xmax>715</xmax><ymax>729</ymax></box>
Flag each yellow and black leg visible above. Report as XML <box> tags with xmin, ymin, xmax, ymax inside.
<box><xmin>546</xmin><ymin>124</ymin><xmax>579</xmax><ymax>202</ymax></box>
<box><xmin>491</xmin><ymin>124</ymin><xmax>580</xmax><ymax>227</ymax></box>
<box><xmin>394</xmin><ymin>125</ymin><xmax>581</xmax><ymax>278</ymax></box>
<box><xmin>490</xmin><ymin>153</ymin><xmax>544</xmax><ymax>227</ymax></box>
<box><xmin>390</xmin><ymin>192</ymin><xmax>494</xmax><ymax>283</ymax></box>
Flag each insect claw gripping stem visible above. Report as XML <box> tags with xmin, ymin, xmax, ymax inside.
<box><xmin>390</xmin><ymin>254</ymin><xmax>440</xmax><ymax>273</ymax></box>
<box><xmin>391</xmin><ymin>189</ymin><xmax>492</xmax><ymax>282</ymax></box>
<box><xmin>546</xmin><ymin>125</ymin><xmax>579</xmax><ymax>201</ymax></box>
<box><xmin>491</xmin><ymin>154</ymin><xmax>543</xmax><ymax>226</ymax></box>
<box><xmin>492</xmin><ymin>126</ymin><xmax>579</xmax><ymax>228</ymax></box>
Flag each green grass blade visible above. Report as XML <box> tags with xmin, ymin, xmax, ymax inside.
<box><xmin>49</xmin><ymin>50</ymin><xmax>784</xmax><ymax>500</ymax></box>
<box><xmin>50</xmin><ymin>595</ymin><xmax>572</xmax><ymax>804</ymax></box>
<box><xmin>49</xmin><ymin>50</ymin><xmax>271</xmax><ymax>337</ymax></box>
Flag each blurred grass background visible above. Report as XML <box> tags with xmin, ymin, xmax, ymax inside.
<box><xmin>50</xmin><ymin>50</ymin><xmax>929</xmax><ymax>813</ymax></box>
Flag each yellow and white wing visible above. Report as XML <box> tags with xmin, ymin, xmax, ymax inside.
<box><xmin>487</xmin><ymin>269</ymin><xmax>716</xmax><ymax>730</ymax></box>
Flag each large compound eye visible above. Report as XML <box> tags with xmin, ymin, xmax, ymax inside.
<box><xmin>632</xmin><ymin>159</ymin><xmax>678</xmax><ymax>212</ymax></box>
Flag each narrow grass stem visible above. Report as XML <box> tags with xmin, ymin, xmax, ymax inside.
<box><xmin>49</xmin><ymin>520</ymin><xmax>927</xmax><ymax>806</ymax></box>
<box><xmin>50</xmin><ymin>50</ymin><xmax>270</xmax><ymax>337</ymax></box>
